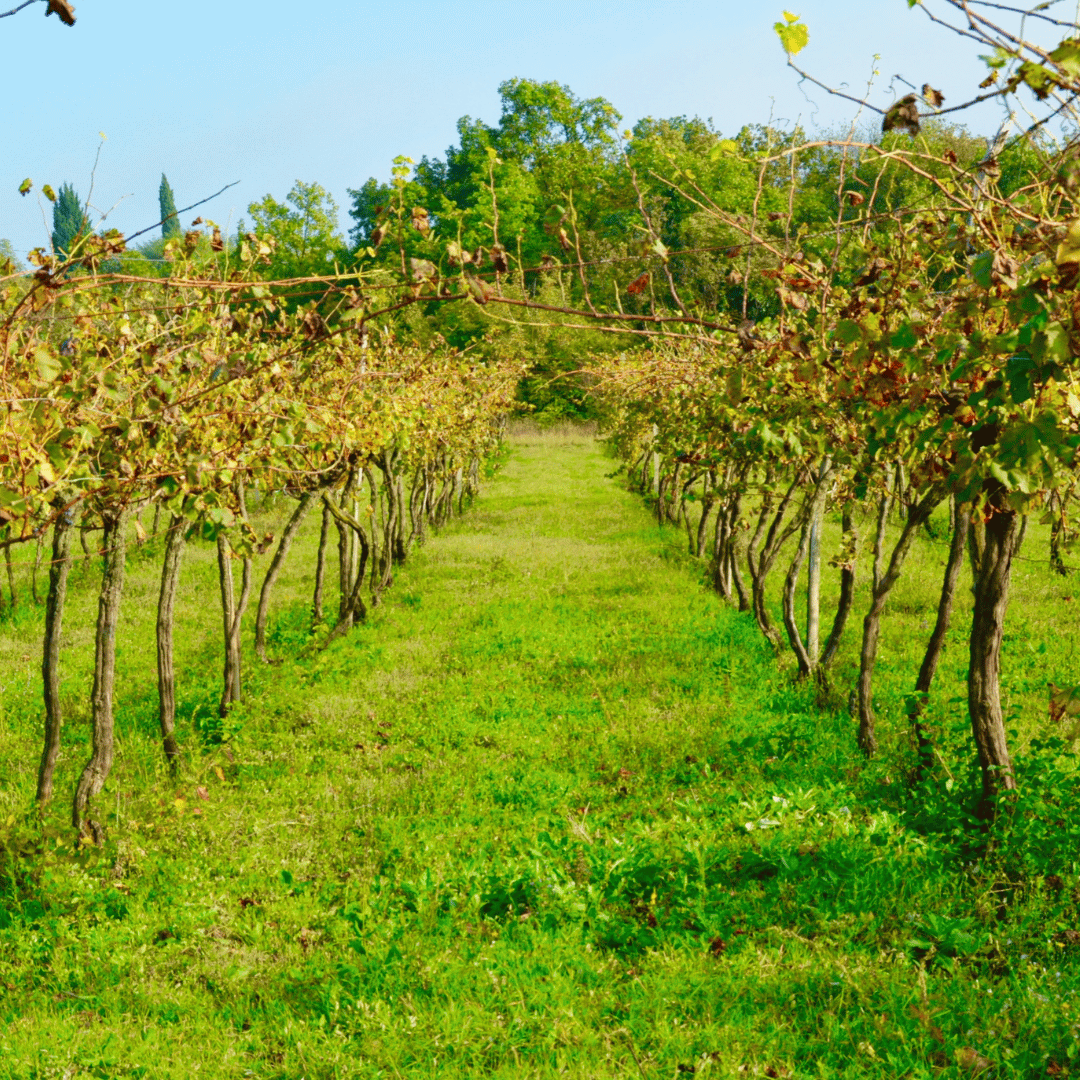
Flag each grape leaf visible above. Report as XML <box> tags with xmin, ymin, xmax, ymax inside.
<box><xmin>774</xmin><ymin>18</ymin><xmax>809</xmax><ymax>57</ymax></box>
<box><xmin>922</xmin><ymin>84</ymin><xmax>944</xmax><ymax>107</ymax></box>
<box><xmin>883</xmin><ymin>95</ymin><xmax>920</xmax><ymax>135</ymax></box>
<box><xmin>45</xmin><ymin>0</ymin><xmax>75</xmax><ymax>26</ymax></box>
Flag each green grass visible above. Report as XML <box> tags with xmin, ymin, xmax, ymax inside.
<box><xmin>0</xmin><ymin>430</ymin><xmax>1078</xmax><ymax>1078</ymax></box>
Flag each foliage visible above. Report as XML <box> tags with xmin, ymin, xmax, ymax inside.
<box><xmin>246</xmin><ymin>180</ymin><xmax>347</xmax><ymax>287</ymax></box>
<box><xmin>49</xmin><ymin>182</ymin><xmax>86</xmax><ymax>258</ymax></box>
<box><xmin>158</xmin><ymin>173</ymin><xmax>179</xmax><ymax>239</ymax></box>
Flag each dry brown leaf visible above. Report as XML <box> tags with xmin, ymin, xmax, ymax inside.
<box><xmin>955</xmin><ymin>1047</ymin><xmax>993</xmax><ymax>1074</ymax></box>
<box><xmin>883</xmin><ymin>94</ymin><xmax>920</xmax><ymax>135</ymax></box>
<box><xmin>45</xmin><ymin>0</ymin><xmax>75</xmax><ymax>26</ymax></box>
<box><xmin>922</xmin><ymin>84</ymin><xmax>945</xmax><ymax>107</ymax></box>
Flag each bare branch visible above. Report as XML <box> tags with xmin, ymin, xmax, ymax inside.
<box><xmin>967</xmin><ymin>0</ymin><xmax>1080</xmax><ymax>30</ymax></box>
<box><xmin>124</xmin><ymin>181</ymin><xmax>241</xmax><ymax>244</ymax></box>
<box><xmin>0</xmin><ymin>0</ymin><xmax>40</xmax><ymax>18</ymax></box>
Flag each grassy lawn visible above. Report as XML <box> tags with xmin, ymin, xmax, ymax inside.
<box><xmin>0</xmin><ymin>428</ymin><xmax>1077</xmax><ymax>1078</ymax></box>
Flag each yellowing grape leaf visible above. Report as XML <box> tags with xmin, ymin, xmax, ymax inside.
<box><xmin>34</xmin><ymin>347</ymin><xmax>60</xmax><ymax>382</ymax></box>
<box><xmin>1050</xmin><ymin>37</ymin><xmax>1080</xmax><ymax>80</ymax></box>
<box><xmin>774</xmin><ymin>17</ymin><xmax>809</xmax><ymax>56</ymax></box>
<box><xmin>1056</xmin><ymin>219</ymin><xmax>1080</xmax><ymax>266</ymax></box>
<box><xmin>922</xmin><ymin>84</ymin><xmax>945</xmax><ymax>107</ymax></box>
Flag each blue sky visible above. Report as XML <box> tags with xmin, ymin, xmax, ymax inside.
<box><xmin>0</xmin><ymin>1</ymin><xmax>1014</xmax><ymax>259</ymax></box>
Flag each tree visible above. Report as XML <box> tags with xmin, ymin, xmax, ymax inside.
<box><xmin>159</xmin><ymin>173</ymin><xmax>179</xmax><ymax>239</ymax></box>
<box><xmin>51</xmin><ymin>182</ymin><xmax>86</xmax><ymax>258</ymax></box>
<box><xmin>246</xmin><ymin>180</ymin><xmax>346</xmax><ymax>291</ymax></box>
<box><xmin>0</xmin><ymin>238</ymin><xmax>22</xmax><ymax>271</ymax></box>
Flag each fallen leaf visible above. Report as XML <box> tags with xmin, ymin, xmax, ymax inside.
<box><xmin>195</xmin><ymin>786</ymin><xmax>209</xmax><ymax>801</ymax></box>
<box><xmin>955</xmin><ymin>1047</ymin><xmax>993</xmax><ymax>1074</ymax></box>
<box><xmin>1049</xmin><ymin>682</ymin><xmax>1080</xmax><ymax>723</ymax></box>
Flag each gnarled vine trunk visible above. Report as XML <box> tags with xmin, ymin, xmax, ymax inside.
<box><xmin>156</xmin><ymin>515</ymin><xmax>186</xmax><ymax>767</ymax></box>
<box><xmin>747</xmin><ymin>475</ymin><xmax>803</xmax><ymax>649</ymax></box>
<box><xmin>819</xmin><ymin>503</ymin><xmax>857</xmax><ymax>671</ymax></box>
<box><xmin>969</xmin><ymin>488</ymin><xmax>1019</xmax><ymax>815</ymax></box>
<box><xmin>72</xmin><ymin>507</ymin><xmax>128</xmax><ymax>843</ymax></box>
<box><xmin>856</xmin><ymin>486</ymin><xmax>945</xmax><ymax>756</ymax></box>
<box><xmin>907</xmin><ymin>500</ymin><xmax>971</xmax><ymax>777</ymax></box>
<box><xmin>781</xmin><ymin>460</ymin><xmax>831</xmax><ymax>679</ymax></box>
<box><xmin>322</xmin><ymin>493</ymin><xmax>370</xmax><ymax>640</ymax></box>
<box><xmin>255</xmin><ymin>489</ymin><xmax>316</xmax><ymax>660</ymax></box>
<box><xmin>312</xmin><ymin>502</ymin><xmax>332</xmax><ymax>624</ymax></box>
<box><xmin>36</xmin><ymin>508</ymin><xmax>75</xmax><ymax>805</ymax></box>
<box><xmin>217</xmin><ymin>526</ymin><xmax>252</xmax><ymax>719</ymax></box>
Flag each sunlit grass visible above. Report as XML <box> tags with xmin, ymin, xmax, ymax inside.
<box><xmin>0</xmin><ymin>428</ymin><xmax>1077</xmax><ymax>1078</ymax></box>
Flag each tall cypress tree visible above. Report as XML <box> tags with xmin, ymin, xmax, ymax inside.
<box><xmin>159</xmin><ymin>174</ymin><xmax>180</xmax><ymax>239</ymax></box>
<box><xmin>51</xmin><ymin>183</ymin><xmax>86</xmax><ymax>258</ymax></box>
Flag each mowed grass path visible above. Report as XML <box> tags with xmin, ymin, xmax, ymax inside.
<box><xmin>1</xmin><ymin>431</ymin><xmax>1075</xmax><ymax>1078</ymax></box>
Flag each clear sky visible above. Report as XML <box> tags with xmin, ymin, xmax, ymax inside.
<box><xmin>0</xmin><ymin>0</ymin><xmax>1017</xmax><ymax>259</ymax></box>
